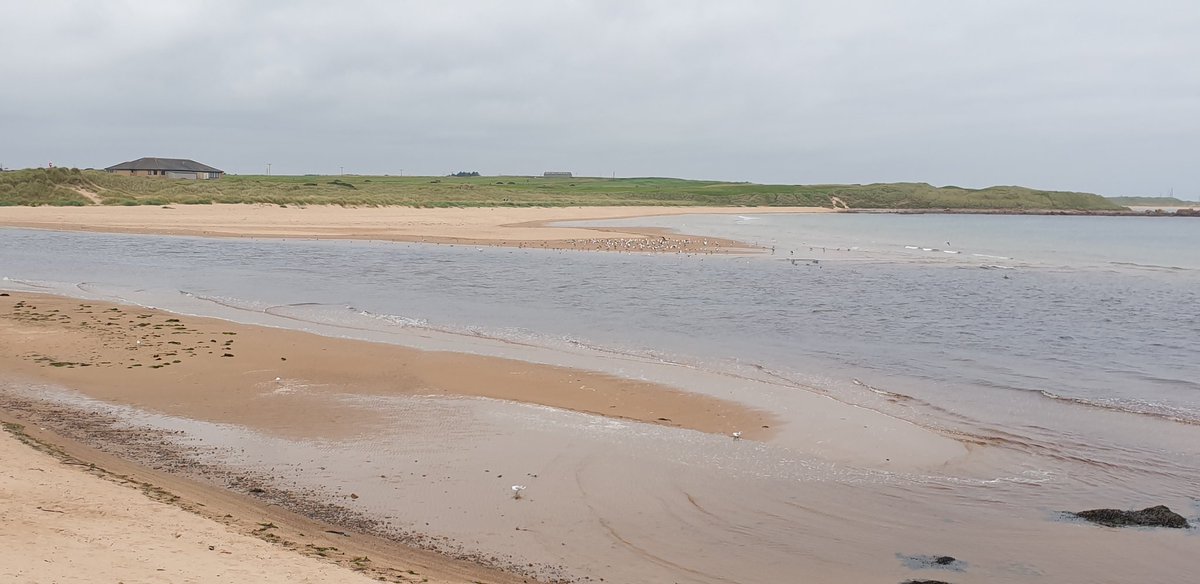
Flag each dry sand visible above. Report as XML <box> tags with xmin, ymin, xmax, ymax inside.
<box><xmin>0</xmin><ymin>204</ymin><xmax>829</xmax><ymax>251</ymax></box>
<box><xmin>0</xmin><ymin>427</ymin><xmax>391</xmax><ymax>584</ymax></box>
<box><xmin>0</xmin><ymin>417</ymin><xmax>529</xmax><ymax>584</ymax></box>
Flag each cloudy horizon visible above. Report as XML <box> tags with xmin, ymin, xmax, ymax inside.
<box><xmin>2</xmin><ymin>1</ymin><xmax>1197</xmax><ymax>196</ymax></box>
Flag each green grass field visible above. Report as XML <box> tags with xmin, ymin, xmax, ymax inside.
<box><xmin>0</xmin><ymin>168</ymin><xmax>1126</xmax><ymax>211</ymax></box>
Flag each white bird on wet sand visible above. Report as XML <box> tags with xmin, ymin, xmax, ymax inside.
<box><xmin>731</xmin><ymin>431</ymin><xmax>742</xmax><ymax>440</ymax></box>
<box><xmin>511</xmin><ymin>485</ymin><xmax>526</xmax><ymax>499</ymax></box>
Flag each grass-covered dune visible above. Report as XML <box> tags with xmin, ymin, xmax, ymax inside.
<box><xmin>1</xmin><ymin>168</ymin><xmax>1126</xmax><ymax>211</ymax></box>
<box><xmin>1107</xmin><ymin>196</ymin><xmax>1198</xmax><ymax>207</ymax></box>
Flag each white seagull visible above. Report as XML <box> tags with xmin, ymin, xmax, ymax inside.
<box><xmin>511</xmin><ymin>485</ymin><xmax>527</xmax><ymax>499</ymax></box>
<box><xmin>731</xmin><ymin>431</ymin><xmax>742</xmax><ymax>440</ymax></box>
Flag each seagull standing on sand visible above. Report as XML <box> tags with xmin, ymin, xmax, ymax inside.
<box><xmin>731</xmin><ymin>431</ymin><xmax>742</xmax><ymax>440</ymax></box>
<box><xmin>511</xmin><ymin>485</ymin><xmax>526</xmax><ymax>499</ymax></box>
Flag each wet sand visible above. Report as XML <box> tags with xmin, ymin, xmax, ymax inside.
<box><xmin>0</xmin><ymin>292</ymin><xmax>775</xmax><ymax>441</ymax></box>
<box><xmin>0</xmin><ymin>204</ymin><xmax>830</xmax><ymax>252</ymax></box>
<box><xmin>0</xmin><ymin>423</ymin><xmax>450</xmax><ymax>584</ymax></box>
<box><xmin>0</xmin><ymin>410</ymin><xmax>526</xmax><ymax>584</ymax></box>
<box><xmin>0</xmin><ymin>289</ymin><xmax>976</xmax><ymax>583</ymax></box>
<box><xmin>2</xmin><ymin>289</ymin><xmax>1198</xmax><ymax>583</ymax></box>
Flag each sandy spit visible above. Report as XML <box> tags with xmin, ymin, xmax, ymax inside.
<box><xmin>0</xmin><ymin>292</ymin><xmax>775</xmax><ymax>441</ymax></box>
<box><xmin>0</xmin><ymin>204</ymin><xmax>830</xmax><ymax>251</ymax></box>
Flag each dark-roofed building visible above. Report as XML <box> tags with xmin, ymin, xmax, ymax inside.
<box><xmin>105</xmin><ymin>157</ymin><xmax>224</xmax><ymax>180</ymax></box>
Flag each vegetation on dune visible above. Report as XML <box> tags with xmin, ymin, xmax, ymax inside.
<box><xmin>0</xmin><ymin>169</ymin><xmax>1125</xmax><ymax>211</ymax></box>
<box><xmin>0</xmin><ymin>168</ymin><xmax>94</xmax><ymax>206</ymax></box>
<box><xmin>1107</xmin><ymin>196</ymin><xmax>1198</xmax><ymax>206</ymax></box>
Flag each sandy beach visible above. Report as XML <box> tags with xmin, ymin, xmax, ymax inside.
<box><xmin>0</xmin><ymin>288</ymin><xmax>972</xmax><ymax>583</ymax></box>
<box><xmin>0</xmin><ymin>420</ymin><xmax>515</xmax><ymax>584</ymax></box>
<box><xmin>0</xmin><ymin>291</ymin><xmax>780</xmax><ymax>582</ymax></box>
<box><xmin>0</xmin><ymin>204</ymin><xmax>829</xmax><ymax>252</ymax></box>
<box><xmin>3</xmin><ymin>238</ymin><xmax>1198</xmax><ymax>582</ymax></box>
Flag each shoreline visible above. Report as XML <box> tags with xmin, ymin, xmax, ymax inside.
<box><xmin>0</xmin><ymin>410</ymin><xmax>525</xmax><ymax>584</ymax></box>
<box><xmin>0</xmin><ymin>288</ymin><xmax>968</xmax><ymax>582</ymax></box>
<box><xmin>0</xmin><ymin>204</ymin><xmax>830</xmax><ymax>252</ymax></box>
<box><xmin>0</xmin><ymin>290</ymin><xmax>779</xmax><ymax>582</ymax></box>
<box><xmin>0</xmin><ymin>291</ymin><xmax>777</xmax><ymax>441</ymax></box>
<box><xmin>4</xmin><ymin>210</ymin><xmax>1198</xmax><ymax>582</ymax></box>
<box><xmin>844</xmin><ymin>207</ymin><xmax>1200</xmax><ymax>217</ymax></box>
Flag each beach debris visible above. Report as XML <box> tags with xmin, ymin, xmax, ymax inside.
<box><xmin>511</xmin><ymin>485</ymin><xmax>527</xmax><ymax>499</ymax></box>
<box><xmin>731</xmin><ymin>431</ymin><xmax>742</xmax><ymax>440</ymax></box>
<box><xmin>1071</xmin><ymin>505</ymin><xmax>1190</xmax><ymax>528</ymax></box>
<box><xmin>901</xmin><ymin>580</ymin><xmax>953</xmax><ymax>584</ymax></box>
<box><xmin>897</xmin><ymin>554</ymin><xmax>966</xmax><ymax>571</ymax></box>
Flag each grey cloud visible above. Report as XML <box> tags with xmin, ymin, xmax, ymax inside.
<box><xmin>2</xmin><ymin>0</ymin><xmax>1197</xmax><ymax>196</ymax></box>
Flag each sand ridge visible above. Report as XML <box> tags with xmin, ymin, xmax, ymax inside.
<box><xmin>0</xmin><ymin>292</ymin><xmax>776</xmax><ymax>441</ymax></box>
<box><xmin>0</xmin><ymin>204</ymin><xmax>830</xmax><ymax>251</ymax></box>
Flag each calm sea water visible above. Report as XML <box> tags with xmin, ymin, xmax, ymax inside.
<box><xmin>3</xmin><ymin>216</ymin><xmax>1197</xmax><ymax>427</ymax></box>
<box><xmin>3</xmin><ymin>214</ymin><xmax>1198</xmax><ymax>581</ymax></box>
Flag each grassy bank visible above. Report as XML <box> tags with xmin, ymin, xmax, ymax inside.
<box><xmin>1108</xmin><ymin>196</ymin><xmax>1198</xmax><ymax>207</ymax></box>
<box><xmin>1</xmin><ymin>168</ymin><xmax>1126</xmax><ymax>210</ymax></box>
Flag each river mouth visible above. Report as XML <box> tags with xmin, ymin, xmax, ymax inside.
<box><xmin>2</xmin><ymin>216</ymin><xmax>1199</xmax><ymax>583</ymax></box>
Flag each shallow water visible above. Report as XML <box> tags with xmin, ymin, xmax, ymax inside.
<box><xmin>2</xmin><ymin>215</ymin><xmax>1199</xmax><ymax>582</ymax></box>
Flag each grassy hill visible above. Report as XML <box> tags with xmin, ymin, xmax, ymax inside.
<box><xmin>1</xmin><ymin>168</ymin><xmax>1126</xmax><ymax>211</ymax></box>
<box><xmin>1107</xmin><ymin>196</ymin><xmax>1198</xmax><ymax>207</ymax></box>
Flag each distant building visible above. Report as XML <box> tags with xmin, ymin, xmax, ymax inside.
<box><xmin>105</xmin><ymin>157</ymin><xmax>224</xmax><ymax>180</ymax></box>
<box><xmin>543</xmin><ymin>171</ymin><xmax>573</xmax><ymax>178</ymax></box>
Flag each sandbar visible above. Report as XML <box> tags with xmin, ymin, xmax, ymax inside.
<box><xmin>0</xmin><ymin>204</ymin><xmax>830</xmax><ymax>251</ymax></box>
<box><xmin>0</xmin><ymin>292</ymin><xmax>776</xmax><ymax>441</ymax></box>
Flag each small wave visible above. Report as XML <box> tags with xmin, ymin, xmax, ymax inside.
<box><xmin>1109</xmin><ymin>261</ymin><xmax>1189</xmax><ymax>272</ymax></box>
<box><xmin>179</xmin><ymin>290</ymin><xmax>275</xmax><ymax>313</ymax></box>
<box><xmin>972</xmin><ymin>253</ymin><xmax>1013</xmax><ymax>260</ymax></box>
<box><xmin>358</xmin><ymin>310</ymin><xmax>430</xmax><ymax>328</ymax></box>
<box><xmin>851</xmin><ymin>378</ymin><xmax>912</xmax><ymax>400</ymax></box>
<box><xmin>0</xmin><ymin>277</ymin><xmax>56</xmax><ymax>289</ymax></box>
<box><xmin>1036</xmin><ymin>390</ymin><xmax>1200</xmax><ymax>425</ymax></box>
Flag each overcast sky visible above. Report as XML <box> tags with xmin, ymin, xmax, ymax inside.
<box><xmin>2</xmin><ymin>1</ymin><xmax>1197</xmax><ymax>195</ymax></box>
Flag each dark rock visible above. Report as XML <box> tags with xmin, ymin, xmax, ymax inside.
<box><xmin>1073</xmin><ymin>505</ymin><xmax>1190</xmax><ymax>529</ymax></box>
<box><xmin>896</xmin><ymin>554</ymin><xmax>966</xmax><ymax>571</ymax></box>
<box><xmin>902</xmin><ymin>581</ymin><xmax>952</xmax><ymax>584</ymax></box>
